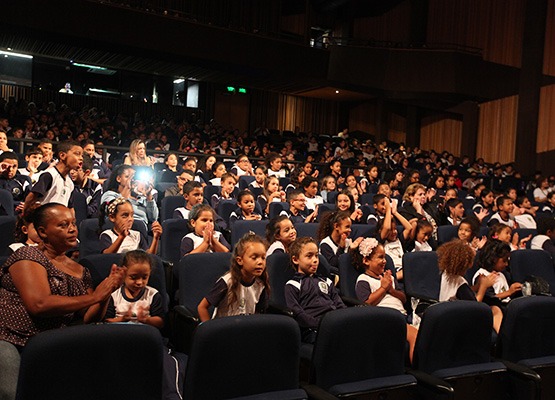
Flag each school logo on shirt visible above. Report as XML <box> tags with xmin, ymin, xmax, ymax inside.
<box><xmin>318</xmin><ymin>281</ymin><xmax>329</xmax><ymax>294</ymax></box>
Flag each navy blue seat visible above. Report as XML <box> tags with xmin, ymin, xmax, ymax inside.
<box><xmin>437</xmin><ymin>225</ymin><xmax>458</xmax><ymax>245</ymax></box>
<box><xmin>172</xmin><ymin>252</ymin><xmax>232</xmax><ymax>353</ymax></box>
<box><xmin>160</xmin><ymin>195</ymin><xmax>186</xmax><ymax>222</ymax></box>
<box><xmin>402</xmin><ymin>251</ymin><xmax>440</xmax><ymax>303</ymax></box>
<box><xmin>294</xmin><ymin>222</ymin><xmax>318</xmax><ymax>239</ymax></box>
<box><xmin>230</xmin><ymin>220</ymin><xmax>268</xmax><ymax>247</ymax></box>
<box><xmin>238</xmin><ymin>175</ymin><xmax>255</xmax><ymax>189</ymax></box>
<box><xmin>309</xmin><ymin>307</ymin><xmax>417</xmax><ymax>398</ymax></box>
<box><xmin>183</xmin><ymin>314</ymin><xmax>306</xmax><ymax>400</ymax></box>
<box><xmin>510</xmin><ymin>250</ymin><xmax>555</xmax><ymax>296</ymax></box>
<box><xmin>0</xmin><ymin>188</ymin><xmax>14</xmax><ymax>216</ymax></box>
<box><xmin>413</xmin><ymin>301</ymin><xmax>508</xmax><ymax>398</ymax></box>
<box><xmin>160</xmin><ymin>218</ymin><xmax>190</xmax><ymax>264</ymax></box>
<box><xmin>0</xmin><ymin>215</ymin><xmax>16</xmax><ymax>256</ymax></box>
<box><xmin>16</xmin><ymin>324</ymin><xmax>163</xmax><ymax>400</ymax></box>
<box><xmin>269</xmin><ymin>201</ymin><xmax>290</xmax><ymax>219</ymax></box>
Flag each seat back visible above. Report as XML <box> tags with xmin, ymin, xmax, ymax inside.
<box><xmin>16</xmin><ymin>324</ymin><xmax>163</xmax><ymax>400</ymax></box>
<box><xmin>498</xmin><ymin>296</ymin><xmax>555</xmax><ymax>362</ymax></box>
<box><xmin>510</xmin><ymin>250</ymin><xmax>555</xmax><ymax>296</ymax></box>
<box><xmin>160</xmin><ymin>195</ymin><xmax>186</xmax><ymax>222</ymax></box>
<box><xmin>80</xmin><ymin>253</ymin><xmax>168</xmax><ymax>313</ymax></box>
<box><xmin>437</xmin><ymin>225</ymin><xmax>458</xmax><ymax>245</ymax></box>
<box><xmin>174</xmin><ymin>253</ymin><xmax>232</xmax><ymax>312</ymax></box>
<box><xmin>294</xmin><ymin>222</ymin><xmax>318</xmax><ymax>239</ymax></box>
<box><xmin>403</xmin><ymin>251</ymin><xmax>440</xmax><ymax>301</ymax></box>
<box><xmin>266</xmin><ymin>252</ymin><xmax>295</xmax><ymax>309</ymax></box>
<box><xmin>269</xmin><ymin>201</ymin><xmax>290</xmax><ymax>219</ymax></box>
<box><xmin>0</xmin><ymin>188</ymin><xmax>14</xmax><ymax>216</ymax></box>
<box><xmin>203</xmin><ymin>185</ymin><xmax>220</xmax><ymax>203</ymax></box>
<box><xmin>0</xmin><ymin>215</ymin><xmax>16</xmax><ymax>256</ymax></box>
<box><xmin>238</xmin><ymin>175</ymin><xmax>255</xmax><ymax>189</ymax></box>
<box><xmin>160</xmin><ymin>218</ymin><xmax>191</xmax><ymax>264</ymax></box>
<box><xmin>311</xmin><ymin>307</ymin><xmax>408</xmax><ymax>390</ymax></box>
<box><xmin>183</xmin><ymin>314</ymin><xmax>302</xmax><ymax>399</ymax></box>
<box><xmin>72</xmin><ymin>191</ymin><xmax>89</xmax><ymax>226</ymax></box>
<box><xmin>217</xmin><ymin>199</ymin><xmax>238</xmax><ymax>226</ymax></box>
<box><xmin>350</xmin><ymin>223</ymin><xmax>375</xmax><ymax>239</ymax></box>
<box><xmin>413</xmin><ymin>301</ymin><xmax>493</xmax><ymax>374</ymax></box>
<box><xmin>230</xmin><ymin>220</ymin><xmax>268</xmax><ymax>247</ymax></box>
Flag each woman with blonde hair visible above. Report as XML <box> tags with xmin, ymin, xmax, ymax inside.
<box><xmin>123</xmin><ymin>139</ymin><xmax>154</xmax><ymax>167</ymax></box>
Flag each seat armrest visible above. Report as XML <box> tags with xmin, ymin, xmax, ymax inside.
<box><xmin>267</xmin><ymin>302</ymin><xmax>294</xmax><ymax>317</ymax></box>
<box><xmin>340</xmin><ymin>296</ymin><xmax>366</xmax><ymax>307</ymax></box>
<box><xmin>406</xmin><ymin>369</ymin><xmax>454</xmax><ymax>395</ymax></box>
<box><xmin>498</xmin><ymin>359</ymin><xmax>541</xmax><ymax>383</ymax></box>
<box><xmin>301</xmin><ymin>383</ymin><xmax>339</xmax><ymax>400</ymax></box>
<box><xmin>173</xmin><ymin>305</ymin><xmax>199</xmax><ymax>322</ymax></box>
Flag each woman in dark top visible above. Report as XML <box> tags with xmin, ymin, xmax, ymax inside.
<box><xmin>0</xmin><ymin>203</ymin><xmax>124</xmax><ymax>399</ymax></box>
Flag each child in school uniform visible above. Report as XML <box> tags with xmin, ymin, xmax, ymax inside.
<box><xmin>375</xmin><ymin>199</ymin><xmax>415</xmax><ymax>281</ymax></box>
<box><xmin>99</xmin><ymin>197</ymin><xmax>162</xmax><ymax>255</ymax></box>
<box><xmin>229</xmin><ymin>190</ymin><xmax>262</xmax><ymax>224</ymax></box>
<box><xmin>488</xmin><ymin>196</ymin><xmax>518</xmax><ymax>228</ymax></box>
<box><xmin>317</xmin><ymin>210</ymin><xmax>363</xmax><ymax>272</ymax></box>
<box><xmin>351</xmin><ymin>237</ymin><xmax>417</xmax><ymax>361</ymax></box>
<box><xmin>180</xmin><ymin>204</ymin><xmax>231</xmax><ymax>257</ymax></box>
<box><xmin>173</xmin><ymin>181</ymin><xmax>204</xmax><ymax>219</ymax></box>
<box><xmin>197</xmin><ymin>233</ymin><xmax>269</xmax><ymax>321</ymax></box>
<box><xmin>281</xmin><ymin>189</ymin><xmax>317</xmax><ymax>224</ymax></box>
<box><xmin>265</xmin><ymin>216</ymin><xmax>297</xmax><ymax>256</ymax></box>
<box><xmin>438</xmin><ymin>239</ymin><xmax>503</xmax><ymax>333</ymax></box>
<box><xmin>210</xmin><ymin>173</ymin><xmax>237</xmax><ymax>210</ymax></box>
<box><xmin>285</xmin><ymin>237</ymin><xmax>346</xmax><ymax>343</ymax></box>
<box><xmin>23</xmin><ymin>140</ymin><xmax>83</xmax><ymax>213</ymax></box>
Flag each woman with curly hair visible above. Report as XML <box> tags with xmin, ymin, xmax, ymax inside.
<box><xmin>438</xmin><ymin>239</ymin><xmax>503</xmax><ymax>332</ymax></box>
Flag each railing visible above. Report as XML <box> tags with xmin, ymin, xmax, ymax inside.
<box><xmin>313</xmin><ymin>37</ymin><xmax>483</xmax><ymax>56</ymax></box>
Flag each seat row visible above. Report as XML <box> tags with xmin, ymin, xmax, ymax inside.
<box><xmin>16</xmin><ymin>296</ymin><xmax>555</xmax><ymax>400</ymax></box>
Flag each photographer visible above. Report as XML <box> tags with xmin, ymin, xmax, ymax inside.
<box><xmin>100</xmin><ymin>165</ymin><xmax>159</xmax><ymax>231</ymax></box>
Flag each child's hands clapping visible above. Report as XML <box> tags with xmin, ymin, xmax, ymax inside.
<box><xmin>478</xmin><ymin>272</ymin><xmax>498</xmax><ymax>289</ymax></box>
<box><xmin>350</xmin><ymin>236</ymin><xmax>364</xmax><ymax>250</ymax></box>
<box><xmin>351</xmin><ymin>208</ymin><xmax>363</xmax><ymax>222</ymax></box>
<box><xmin>381</xmin><ymin>270</ymin><xmax>393</xmax><ymax>292</ymax></box>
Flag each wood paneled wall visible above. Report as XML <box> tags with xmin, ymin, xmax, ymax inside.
<box><xmin>276</xmin><ymin>94</ymin><xmax>339</xmax><ymax>134</ymax></box>
<box><xmin>420</xmin><ymin>115</ymin><xmax>462</xmax><ymax>155</ymax></box>
<box><xmin>388</xmin><ymin>113</ymin><xmax>407</xmax><ymax>145</ymax></box>
<box><xmin>537</xmin><ymin>0</ymin><xmax>555</xmax><ymax>154</ymax></box>
<box><xmin>476</xmin><ymin>96</ymin><xmax>519</xmax><ymax>164</ymax></box>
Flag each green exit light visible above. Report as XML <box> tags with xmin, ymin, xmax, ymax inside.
<box><xmin>226</xmin><ymin>86</ymin><xmax>236</xmax><ymax>93</ymax></box>
<box><xmin>238</xmin><ymin>88</ymin><xmax>247</xmax><ymax>94</ymax></box>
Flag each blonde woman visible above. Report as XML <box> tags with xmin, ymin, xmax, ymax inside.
<box><xmin>123</xmin><ymin>139</ymin><xmax>154</xmax><ymax>167</ymax></box>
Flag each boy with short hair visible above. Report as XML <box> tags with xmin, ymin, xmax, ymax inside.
<box><xmin>0</xmin><ymin>152</ymin><xmax>32</xmax><ymax>214</ymax></box>
<box><xmin>210</xmin><ymin>173</ymin><xmax>237</xmax><ymax>210</ymax></box>
<box><xmin>488</xmin><ymin>196</ymin><xmax>518</xmax><ymax>228</ymax></box>
<box><xmin>281</xmin><ymin>189</ymin><xmax>317</xmax><ymax>223</ymax></box>
<box><xmin>24</xmin><ymin>140</ymin><xmax>83</xmax><ymax>213</ymax></box>
<box><xmin>165</xmin><ymin>169</ymin><xmax>194</xmax><ymax>197</ymax></box>
<box><xmin>70</xmin><ymin>154</ymin><xmax>102</xmax><ymax>218</ymax></box>
<box><xmin>174</xmin><ymin>181</ymin><xmax>204</xmax><ymax>219</ymax></box>
<box><xmin>18</xmin><ymin>147</ymin><xmax>43</xmax><ymax>184</ymax></box>
<box><xmin>301</xmin><ymin>176</ymin><xmax>323</xmax><ymax>212</ymax></box>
